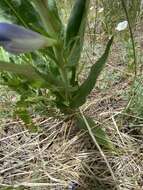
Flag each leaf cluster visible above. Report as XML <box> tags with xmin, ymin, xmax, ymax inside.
<box><xmin>0</xmin><ymin>0</ymin><xmax>113</xmax><ymax>149</ymax></box>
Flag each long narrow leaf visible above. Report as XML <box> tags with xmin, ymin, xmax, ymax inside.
<box><xmin>65</xmin><ymin>0</ymin><xmax>90</xmax><ymax>84</ymax></box>
<box><xmin>70</xmin><ymin>37</ymin><xmax>114</xmax><ymax>108</ymax></box>
<box><xmin>31</xmin><ymin>0</ymin><xmax>63</xmax><ymax>38</ymax></box>
<box><xmin>66</xmin><ymin>0</ymin><xmax>89</xmax><ymax>48</ymax></box>
<box><xmin>0</xmin><ymin>61</ymin><xmax>65</xmax><ymax>90</ymax></box>
<box><xmin>1</xmin><ymin>0</ymin><xmax>41</xmax><ymax>28</ymax></box>
<box><xmin>0</xmin><ymin>61</ymin><xmax>43</xmax><ymax>80</ymax></box>
<box><xmin>47</xmin><ymin>0</ymin><xmax>63</xmax><ymax>33</ymax></box>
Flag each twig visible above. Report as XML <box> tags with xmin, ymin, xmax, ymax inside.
<box><xmin>79</xmin><ymin>109</ymin><xmax>117</xmax><ymax>184</ymax></box>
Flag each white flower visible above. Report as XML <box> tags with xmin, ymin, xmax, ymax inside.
<box><xmin>90</xmin><ymin>6</ymin><xmax>94</xmax><ymax>10</ymax></box>
<box><xmin>115</xmin><ymin>21</ymin><xmax>128</xmax><ymax>31</ymax></box>
<box><xmin>98</xmin><ymin>7</ymin><xmax>104</xmax><ymax>13</ymax></box>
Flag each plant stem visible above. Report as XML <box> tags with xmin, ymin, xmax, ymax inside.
<box><xmin>53</xmin><ymin>46</ymin><xmax>70</xmax><ymax>101</ymax></box>
<box><xmin>120</xmin><ymin>0</ymin><xmax>137</xmax><ymax>77</ymax></box>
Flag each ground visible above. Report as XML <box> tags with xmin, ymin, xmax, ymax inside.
<box><xmin>0</xmin><ymin>1</ymin><xmax>143</xmax><ymax>190</ymax></box>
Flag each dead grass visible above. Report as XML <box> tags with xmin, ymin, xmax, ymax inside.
<box><xmin>0</xmin><ymin>77</ymin><xmax>143</xmax><ymax>190</ymax></box>
<box><xmin>0</xmin><ymin>1</ymin><xmax>143</xmax><ymax>190</ymax></box>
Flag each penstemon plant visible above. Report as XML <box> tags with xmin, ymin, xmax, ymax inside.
<box><xmin>0</xmin><ymin>0</ymin><xmax>113</xmax><ymax>149</ymax></box>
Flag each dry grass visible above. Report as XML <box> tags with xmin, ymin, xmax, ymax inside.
<box><xmin>0</xmin><ymin>1</ymin><xmax>143</xmax><ymax>190</ymax></box>
<box><xmin>0</xmin><ymin>75</ymin><xmax>143</xmax><ymax>189</ymax></box>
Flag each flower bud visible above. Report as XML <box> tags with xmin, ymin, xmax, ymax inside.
<box><xmin>0</xmin><ymin>22</ymin><xmax>56</xmax><ymax>54</ymax></box>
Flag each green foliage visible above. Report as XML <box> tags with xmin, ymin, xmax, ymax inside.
<box><xmin>0</xmin><ymin>0</ymin><xmax>113</xmax><ymax>148</ymax></box>
<box><xmin>65</xmin><ymin>0</ymin><xmax>89</xmax><ymax>85</ymax></box>
<box><xmin>0</xmin><ymin>0</ymin><xmax>41</xmax><ymax>29</ymax></box>
<box><xmin>15</xmin><ymin>98</ymin><xmax>38</xmax><ymax>132</ymax></box>
<box><xmin>70</xmin><ymin>37</ymin><xmax>113</xmax><ymax>108</ymax></box>
<box><xmin>122</xmin><ymin>38</ymin><xmax>137</xmax><ymax>73</ymax></box>
<box><xmin>100</xmin><ymin>0</ymin><xmax>141</xmax><ymax>34</ymax></box>
<box><xmin>0</xmin><ymin>61</ymin><xmax>45</xmax><ymax>84</ymax></box>
<box><xmin>65</xmin><ymin>0</ymin><xmax>87</xmax><ymax>48</ymax></box>
<box><xmin>128</xmin><ymin>77</ymin><xmax>143</xmax><ymax>117</ymax></box>
<box><xmin>31</xmin><ymin>0</ymin><xmax>63</xmax><ymax>38</ymax></box>
<box><xmin>46</xmin><ymin>0</ymin><xmax>63</xmax><ymax>33</ymax></box>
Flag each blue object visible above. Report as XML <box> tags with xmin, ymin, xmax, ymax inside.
<box><xmin>68</xmin><ymin>181</ymin><xmax>79</xmax><ymax>190</ymax></box>
<box><xmin>0</xmin><ymin>22</ymin><xmax>54</xmax><ymax>54</ymax></box>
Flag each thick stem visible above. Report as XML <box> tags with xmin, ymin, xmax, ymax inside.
<box><xmin>53</xmin><ymin>46</ymin><xmax>70</xmax><ymax>101</ymax></box>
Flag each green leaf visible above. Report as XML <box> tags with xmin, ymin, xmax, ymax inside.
<box><xmin>65</xmin><ymin>0</ymin><xmax>90</xmax><ymax>84</ymax></box>
<box><xmin>0</xmin><ymin>61</ymin><xmax>45</xmax><ymax>85</ymax></box>
<box><xmin>65</xmin><ymin>0</ymin><xmax>89</xmax><ymax>48</ymax></box>
<box><xmin>46</xmin><ymin>0</ymin><xmax>63</xmax><ymax>33</ymax></box>
<box><xmin>15</xmin><ymin>98</ymin><xmax>38</xmax><ymax>132</ymax></box>
<box><xmin>70</xmin><ymin>37</ymin><xmax>114</xmax><ymax>108</ymax></box>
<box><xmin>15</xmin><ymin>106</ymin><xmax>37</xmax><ymax>132</ymax></box>
<box><xmin>0</xmin><ymin>61</ymin><xmax>63</xmax><ymax>89</ymax></box>
<box><xmin>31</xmin><ymin>0</ymin><xmax>63</xmax><ymax>38</ymax></box>
<box><xmin>1</xmin><ymin>73</ymin><xmax>33</xmax><ymax>94</ymax></box>
<box><xmin>0</xmin><ymin>0</ymin><xmax>41</xmax><ymax>29</ymax></box>
<box><xmin>76</xmin><ymin>115</ymin><xmax>114</xmax><ymax>150</ymax></box>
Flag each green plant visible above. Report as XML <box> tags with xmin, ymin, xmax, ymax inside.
<box><xmin>100</xmin><ymin>0</ymin><xmax>140</xmax><ymax>34</ymax></box>
<box><xmin>0</xmin><ymin>0</ymin><xmax>113</xmax><ymax>149</ymax></box>
<box><xmin>99</xmin><ymin>0</ymin><xmax>139</xmax><ymax>76</ymax></box>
